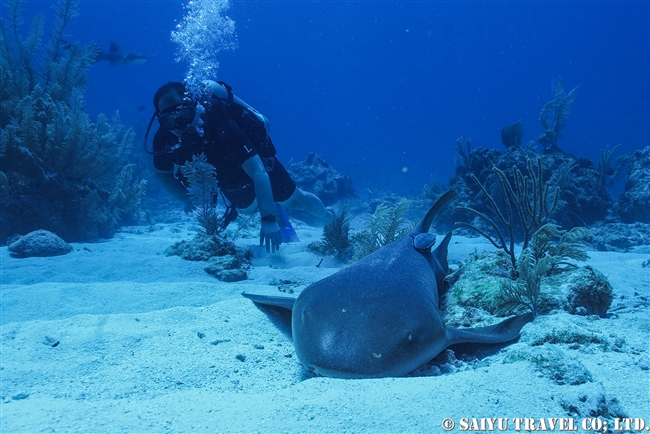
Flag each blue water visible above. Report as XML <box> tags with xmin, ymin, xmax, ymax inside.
<box><xmin>20</xmin><ymin>0</ymin><xmax>649</xmax><ymax>195</ymax></box>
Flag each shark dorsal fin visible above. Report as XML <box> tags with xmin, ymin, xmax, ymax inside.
<box><xmin>410</xmin><ymin>190</ymin><xmax>455</xmax><ymax>236</ymax></box>
<box><xmin>108</xmin><ymin>41</ymin><xmax>121</xmax><ymax>53</ymax></box>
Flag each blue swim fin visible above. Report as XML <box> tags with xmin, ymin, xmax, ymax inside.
<box><xmin>277</xmin><ymin>204</ymin><xmax>299</xmax><ymax>243</ymax></box>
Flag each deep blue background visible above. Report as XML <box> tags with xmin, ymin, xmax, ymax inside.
<box><xmin>16</xmin><ymin>1</ymin><xmax>650</xmax><ymax>196</ymax></box>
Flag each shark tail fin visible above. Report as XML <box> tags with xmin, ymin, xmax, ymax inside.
<box><xmin>445</xmin><ymin>312</ymin><xmax>534</xmax><ymax>347</ymax></box>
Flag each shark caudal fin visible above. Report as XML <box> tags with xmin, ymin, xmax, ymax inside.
<box><xmin>445</xmin><ymin>312</ymin><xmax>535</xmax><ymax>347</ymax></box>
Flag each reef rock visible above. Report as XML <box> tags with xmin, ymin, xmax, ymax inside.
<box><xmin>588</xmin><ymin>221</ymin><xmax>650</xmax><ymax>252</ymax></box>
<box><xmin>205</xmin><ymin>254</ymin><xmax>251</xmax><ymax>282</ymax></box>
<box><xmin>615</xmin><ymin>146</ymin><xmax>650</xmax><ymax>223</ymax></box>
<box><xmin>165</xmin><ymin>233</ymin><xmax>236</xmax><ymax>261</ymax></box>
<box><xmin>8</xmin><ymin>229</ymin><xmax>73</xmax><ymax>258</ymax></box>
<box><xmin>446</xmin><ymin>252</ymin><xmax>613</xmax><ymax>320</ymax></box>
<box><xmin>289</xmin><ymin>153</ymin><xmax>356</xmax><ymax>205</ymax></box>
<box><xmin>564</xmin><ymin>266</ymin><xmax>613</xmax><ymax>317</ymax></box>
<box><xmin>165</xmin><ymin>232</ymin><xmax>252</xmax><ymax>282</ymax></box>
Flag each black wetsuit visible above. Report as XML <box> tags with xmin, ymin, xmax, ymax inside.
<box><xmin>153</xmin><ymin>98</ymin><xmax>296</xmax><ymax>210</ymax></box>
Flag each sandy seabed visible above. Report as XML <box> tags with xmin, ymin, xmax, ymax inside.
<box><xmin>1</xmin><ymin>217</ymin><xmax>649</xmax><ymax>433</ymax></box>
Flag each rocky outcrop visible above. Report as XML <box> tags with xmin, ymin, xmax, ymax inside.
<box><xmin>289</xmin><ymin>153</ymin><xmax>356</xmax><ymax>205</ymax></box>
<box><xmin>438</xmin><ymin>147</ymin><xmax>612</xmax><ymax>233</ymax></box>
<box><xmin>614</xmin><ymin>146</ymin><xmax>650</xmax><ymax>223</ymax></box>
<box><xmin>8</xmin><ymin>230</ymin><xmax>73</xmax><ymax>258</ymax></box>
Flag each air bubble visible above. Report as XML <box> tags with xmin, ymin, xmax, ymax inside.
<box><xmin>171</xmin><ymin>0</ymin><xmax>237</xmax><ymax>99</ymax></box>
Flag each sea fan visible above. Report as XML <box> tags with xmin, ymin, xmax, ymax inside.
<box><xmin>498</xmin><ymin>249</ymin><xmax>552</xmax><ymax>316</ymax></box>
<box><xmin>537</xmin><ymin>77</ymin><xmax>578</xmax><ymax>150</ymax></box>
<box><xmin>308</xmin><ymin>206</ymin><xmax>351</xmax><ymax>260</ymax></box>
<box><xmin>352</xmin><ymin>199</ymin><xmax>411</xmax><ymax>261</ymax></box>
<box><xmin>181</xmin><ymin>153</ymin><xmax>221</xmax><ymax>235</ymax></box>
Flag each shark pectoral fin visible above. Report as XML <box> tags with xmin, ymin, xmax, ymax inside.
<box><xmin>445</xmin><ymin>312</ymin><xmax>535</xmax><ymax>346</ymax></box>
<box><xmin>242</xmin><ymin>291</ymin><xmax>296</xmax><ymax>311</ymax></box>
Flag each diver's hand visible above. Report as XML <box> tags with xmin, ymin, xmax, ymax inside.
<box><xmin>260</xmin><ymin>221</ymin><xmax>282</xmax><ymax>253</ymax></box>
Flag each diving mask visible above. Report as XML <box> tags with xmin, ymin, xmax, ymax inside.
<box><xmin>157</xmin><ymin>102</ymin><xmax>196</xmax><ymax>131</ymax></box>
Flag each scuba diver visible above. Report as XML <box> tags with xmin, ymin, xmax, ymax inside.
<box><xmin>144</xmin><ymin>80</ymin><xmax>332</xmax><ymax>253</ymax></box>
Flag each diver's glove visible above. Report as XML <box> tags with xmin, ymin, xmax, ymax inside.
<box><xmin>260</xmin><ymin>221</ymin><xmax>282</xmax><ymax>253</ymax></box>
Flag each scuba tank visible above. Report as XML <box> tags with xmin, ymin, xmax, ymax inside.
<box><xmin>203</xmin><ymin>80</ymin><xmax>271</xmax><ymax>134</ymax></box>
<box><xmin>203</xmin><ymin>80</ymin><xmax>276</xmax><ymax>158</ymax></box>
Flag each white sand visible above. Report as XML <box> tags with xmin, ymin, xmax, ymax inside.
<box><xmin>1</xmin><ymin>218</ymin><xmax>649</xmax><ymax>433</ymax></box>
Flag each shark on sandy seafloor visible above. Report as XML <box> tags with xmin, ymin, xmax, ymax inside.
<box><xmin>243</xmin><ymin>191</ymin><xmax>535</xmax><ymax>378</ymax></box>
